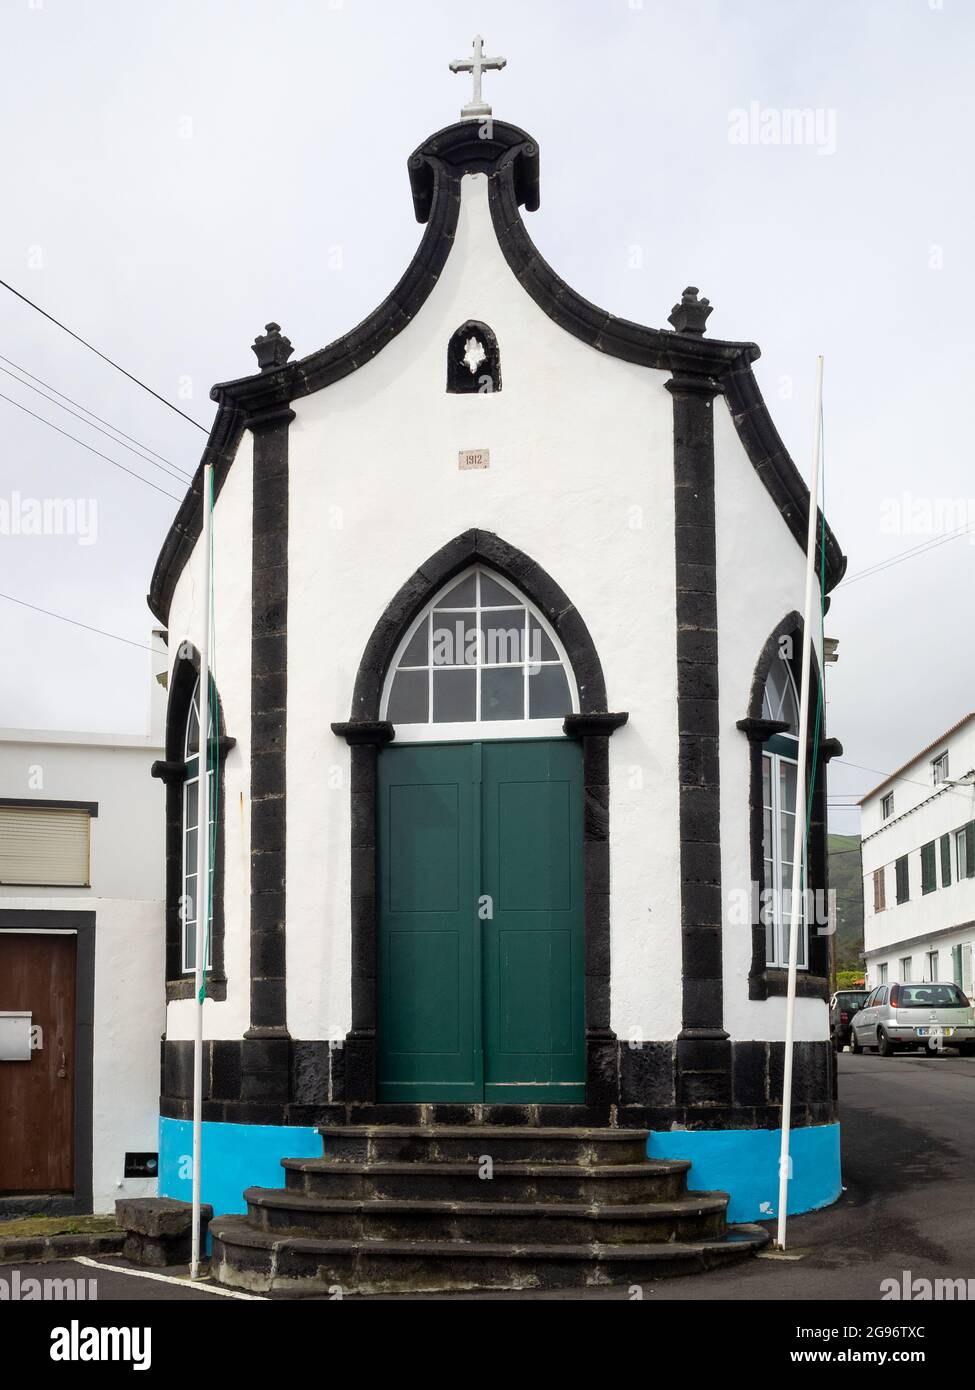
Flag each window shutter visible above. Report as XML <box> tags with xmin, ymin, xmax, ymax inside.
<box><xmin>967</xmin><ymin>823</ymin><xmax>975</xmax><ymax>879</ymax></box>
<box><xmin>895</xmin><ymin>855</ymin><xmax>910</xmax><ymax>904</ymax></box>
<box><xmin>954</xmin><ymin>945</ymin><xmax>965</xmax><ymax>986</ymax></box>
<box><xmin>941</xmin><ymin>834</ymin><xmax>952</xmax><ymax>887</ymax></box>
<box><xmin>921</xmin><ymin>841</ymin><xmax>936</xmax><ymax>894</ymax></box>
<box><xmin>0</xmin><ymin>806</ymin><xmax>91</xmax><ymax>886</ymax></box>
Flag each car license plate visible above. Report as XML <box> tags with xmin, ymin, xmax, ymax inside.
<box><xmin>916</xmin><ymin>1027</ymin><xmax>954</xmax><ymax>1037</ymax></box>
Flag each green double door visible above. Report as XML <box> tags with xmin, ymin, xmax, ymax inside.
<box><xmin>377</xmin><ymin>740</ymin><xmax>585</xmax><ymax>1103</ymax></box>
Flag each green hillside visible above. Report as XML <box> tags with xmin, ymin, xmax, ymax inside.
<box><xmin>829</xmin><ymin>832</ymin><xmax>864</xmax><ymax>972</ymax></box>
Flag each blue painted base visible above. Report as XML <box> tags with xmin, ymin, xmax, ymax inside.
<box><xmin>159</xmin><ymin>1117</ymin><xmax>321</xmax><ymax>1222</ymax></box>
<box><xmin>648</xmin><ymin>1122</ymin><xmax>841</xmax><ymax>1222</ymax></box>
<box><xmin>158</xmin><ymin>1115</ymin><xmax>840</xmax><ymax>1230</ymax></box>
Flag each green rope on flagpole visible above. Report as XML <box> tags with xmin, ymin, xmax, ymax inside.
<box><xmin>201</xmin><ymin>467</ymin><xmax>218</xmax><ymax>1005</ymax></box>
<box><xmin>801</xmin><ymin>396</ymin><xmax>827</xmax><ymax>894</ymax></box>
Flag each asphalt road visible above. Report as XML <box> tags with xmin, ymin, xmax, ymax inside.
<box><xmin>11</xmin><ymin>1051</ymin><xmax>975</xmax><ymax>1301</ymax></box>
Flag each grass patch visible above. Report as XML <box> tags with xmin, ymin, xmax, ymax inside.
<box><xmin>0</xmin><ymin>1215</ymin><xmax>120</xmax><ymax>1239</ymax></box>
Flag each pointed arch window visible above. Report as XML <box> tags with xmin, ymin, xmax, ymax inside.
<box><xmin>181</xmin><ymin>675</ymin><xmax>215</xmax><ymax>974</ymax></box>
<box><xmin>381</xmin><ymin>566</ymin><xmax>577</xmax><ymax>740</ymax></box>
<box><xmin>760</xmin><ymin>650</ymin><xmax>806</xmax><ymax>970</ymax></box>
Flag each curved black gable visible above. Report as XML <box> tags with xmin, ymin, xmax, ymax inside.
<box><xmin>148</xmin><ymin>120</ymin><xmax>845</xmax><ymax>624</ymax></box>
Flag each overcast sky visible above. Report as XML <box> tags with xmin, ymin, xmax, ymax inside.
<box><xmin>1</xmin><ymin>0</ymin><xmax>972</xmax><ymax>834</ymax></box>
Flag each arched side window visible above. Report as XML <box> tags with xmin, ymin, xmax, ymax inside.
<box><xmin>381</xmin><ymin>566</ymin><xmax>577</xmax><ymax>741</ymax></box>
<box><xmin>760</xmin><ymin>648</ymin><xmax>806</xmax><ymax>971</ymax></box>
<box><xmin>181</xmin><ymin>675</ymin><xmax>216</xmax><ymax>975</ymax></box>
<box><xmin>446</xmin><ymin>320</ymin><xmax>501</xmax><ymax>394</ymax></box>
<box><xmin>152</xmin><ymin>644</ymin><xmax>234</xmax><ymax>1002</ymax></box>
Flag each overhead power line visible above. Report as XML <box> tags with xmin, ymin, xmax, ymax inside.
<box><xmin>0</xmin><ymin>350</ymin><xmax>192</xmax><ymax>479</ymax></box>
<box><xmin>834</xmin><ymin>756</ymin><xmax>975</xmax><ymax>800</ymax></box>
<box><xmin>0</xmin><ymin>590</ymin><xmax>156</xmax><ymax>651</ymax></box>
<box><xmin>0</xmin><ymin>390</ymin><xmax>182</xmax><ymax>502</ymax></box>
<box><xmin>838</xmin><ymin>522</ymin><xmax>975</xmax><ymax>587</ymax></box>
<box><xmin>0</xmin><ymin>275</ymin><xmax>210</xmax><ymax>434</ymax></box>
<box><xmin>0</xmin><ymin>361</ymin><xmax>192</xmax><ymax>488</ymax></box>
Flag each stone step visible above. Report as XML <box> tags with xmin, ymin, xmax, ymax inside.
<box><xmin>209</xmin><ymin>1215</ymin><xmax>769</xmax><ymax>1296</ymax></box>
<box><xmin>244</xmin><ymin>1186</ymin><xmax>729</xmax><ymax>1245</ymax></box>
<box><xmin>282</xmin><ymin>1158</ymin><xmax>691</xmax><ymax>1206</ymax></box>
<box><xmin>315</xmin><ymin>1125</ymin><xmax>650</xmax><ymax>1167</ymax></box>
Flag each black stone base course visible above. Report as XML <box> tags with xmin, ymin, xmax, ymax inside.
<box><xmin>160</xmin><ymin>1037</ymin><xmax>836</xmax><ymax>1131</ymax></box>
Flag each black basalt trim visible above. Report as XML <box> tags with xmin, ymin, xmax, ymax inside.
<box><xmin>563</xmin><ymin>712</ymin><xmax>628</xmax><ymax>737</ymax></box>
<box><xmin>348</xmin><ymin>529</ymin><xmax>609</xmax><ymax>722</ymax></box>
<box><xmin>249</xmin><ymin>409</ymin><xmax>293</xmax><ymax>1036</ymax></box>
<box><xmin>337</xmin><ymin>531</ymin><xmax>616</xmax><ymax>1104</ymax></box>
<box><xmin>724</xmin><ymin>361</ymin><xmax>847</xmax><ymax>590</ymax></box>
<box><xmin>742</xmin><ymin>615</ymin><xmax>831</xmax><ymax>1002</ymax></box>
<box><xmin>408</xmin><ymin>120</ymin><xmax>540</xmax><ymax>221</ymax></box>
<box><xmin>160</xmin><ymin>644</ymin><xmax>231</xmax><ymax>1003</ymax></box>
<box><xmin>736</xmin><ymin>718</ymin><xmax>789</xmax><ymax>743</ymax></box>
<box><xmin>148</xmin><ymin>403</ymin><xmax>245</xmax><ymax>624</ymax></box>
<box><xmin>157</xmin><ymin>1037</ymin><xmax>836</xmax><ymax>1128</ymax></box>
<box><xmin>149</xmin><ymin>122</ymin><xmax>845</xmax><ymax>626</ymax></box>
<box><xmin>667</xmin><ymin>371</ymin><xmax>726</xmax><ymax>1059</ymax></box>
<box><xmin>331</xmin><ymin>721</ymin><xmax>394</xmax><ymax>747</ymax></box>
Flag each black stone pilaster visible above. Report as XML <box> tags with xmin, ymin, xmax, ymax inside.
<box><xmin>330</xmin><ymin>723</ymin><xmax>394</xmax><ymax>1102</ymax></box>
<box><xmin>248</xmin><ymin>404</ymin><xmax>294</xmax><ymax>1041</ymax></box>
<box><xmin>667</xmin><ymin>373</ymin><xmax>729</xmax><ymax>1091</ymax></box>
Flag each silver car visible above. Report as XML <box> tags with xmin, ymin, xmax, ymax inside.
<box><xmin>850</xmin><ymin>982</ymin><xmax>975</xmax><ymax>1057</ymax></box>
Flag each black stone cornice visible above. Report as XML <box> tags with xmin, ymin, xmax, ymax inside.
<box><xmin>723</xmin><ymin>358</ymin><xmax>847</xmax><ymax>592</ymax></box>
<box><xmin>147</xmin><ymin>401</ymin><xmax>245</xmax><ymax>624</ymax></box>
<box><xmin>408</xmin><ymin>120</ymin><xmax>540</xmax><ymax>222</ymax></box>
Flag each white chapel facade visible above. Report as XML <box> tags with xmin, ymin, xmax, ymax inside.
<box><xmin>147</xmin><ymin>66</ymin><xmax>847</xmax><ymax>1222</ymax></box>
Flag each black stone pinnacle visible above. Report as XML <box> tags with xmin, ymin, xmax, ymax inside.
<box><xmin>251</xmin><ymin>322</ymin><xmax>294</xmax><ymax>372</ymax></box>
<box><xmin>668</xmin><ymin>287</ymin><xmax>713</xmax><ymax>336</ymax></box>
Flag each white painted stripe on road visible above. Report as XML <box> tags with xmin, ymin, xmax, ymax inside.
<box><xmin>72</xmin><ymin>1256</ymin><xmax>267</xmax><ymax>1299</ymax></box>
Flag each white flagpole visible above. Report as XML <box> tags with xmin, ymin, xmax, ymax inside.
<box><xmin>776</xmin><ymin>355</ymin><xmax>824</xmax><ymax>1250</ymax></box>
<box><xmin>190</xmin><ymin>461</ymin><xmax>213</xmax><ymax>1280</ymax></box>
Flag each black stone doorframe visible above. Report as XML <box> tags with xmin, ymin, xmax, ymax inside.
<box><xmin>332</xmin><ymin>529</ymin><xmax>628</xmax><ymax>1104</ymax></box>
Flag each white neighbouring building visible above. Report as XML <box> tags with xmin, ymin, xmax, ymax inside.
<box><xmin>145</xmin><ymin>75</ymin><xmax>850</xmax><ymax>1276</ymax></box>
<box><xmin>861</xmin><ymin>714</ymin><xmax>975</xmax><ymax>991</ymax></box>
<box><xmin>0</xmin><ymin>639</ymin><xmax>166</xmax><ymax>1215</ymax></box>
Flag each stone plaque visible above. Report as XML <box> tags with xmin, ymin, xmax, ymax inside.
<box><xmin>458</xmin><ymin>449</ymin><xmax>490</xmax><ymax>471</ymax></box>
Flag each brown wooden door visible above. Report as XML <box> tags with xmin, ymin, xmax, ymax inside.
<box><xmin>0</xmin><ymin>933</ymin><xmax>76</xmax><ymax>1192</ymax></box>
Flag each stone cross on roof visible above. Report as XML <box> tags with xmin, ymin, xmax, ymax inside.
<box><xmin>449</xmin><ymin>35</ymin><xmax>506</xmax><ymax>121</ymax></box>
